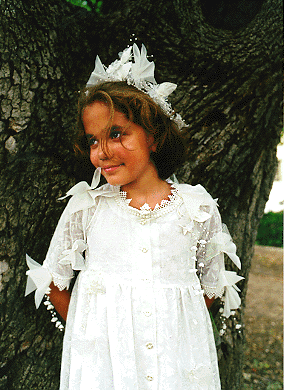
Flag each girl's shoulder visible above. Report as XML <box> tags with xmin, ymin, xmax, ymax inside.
<box><xmin>175</xmin><ymin>182</ymin><xmax>219</xmax><ymax>223</ymax></box>
<box><xmin>175</xmin><ymin>182</ymin><xmax>216</xmax><ymax>202</ymax></box>
<box><xmin>62</xmin><ymin>182</ymin><xmax>117</xmax><ymax>215</ymax></box>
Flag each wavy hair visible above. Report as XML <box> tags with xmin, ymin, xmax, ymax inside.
<box><xmin>75</xmin><ymin>81</ymin><xmax>187</xmax><ymax>180</ymax></box>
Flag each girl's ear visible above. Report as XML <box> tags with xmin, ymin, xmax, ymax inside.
<box><xmin>147</xmin><ymin>135</ymin><xmax>157</xmax><ymax>152</ymax></box>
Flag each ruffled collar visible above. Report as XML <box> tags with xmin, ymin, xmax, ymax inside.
<box><xmin>120</xmin><ymin>183</ymin><xmax>178</xmax><ymax>209</ymax></box>
<box><xmin>116</xmin><ymin>184</ymin><xmax>182</xmax><ymax>220</ymax></box>
<box><xmin>58</xmin><ymin>168</ymin><xmax>115</xmax><ymax>200</ymax></box>
<box><xmin>59</xmin><ymin>168</ymin><xmax>218</xmax><ymax>224</ymax></box>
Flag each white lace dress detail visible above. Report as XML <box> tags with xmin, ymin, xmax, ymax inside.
<box><xmin>25</xmin><ymin>180</ymin><xmax>242</xmax><ymax>390</ymax></box>
<box><xmin>117</xmin><ymin>184</ymin><xmax>182</xmax><ymax>224</ymax></box>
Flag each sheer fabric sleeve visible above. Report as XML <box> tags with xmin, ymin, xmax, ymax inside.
<box><xmin>196</xmin><ymin>203</ymin><xmax>243</xmax><ymax>318</ymax></box>
<box><xmin>25</xmin><ymin>198</ymin><xmax>88</xmax><ymax>308</ymax></box>
<box><xmin>43</xmin><ymin>207</ymin><xmax>86</xmax><ymax>288</ymax></box>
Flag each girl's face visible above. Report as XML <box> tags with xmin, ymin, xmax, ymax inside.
<box><xmin>82</xmin><ymin>101</ymin><xmax>157</xmax><ymax>189</ymax></box>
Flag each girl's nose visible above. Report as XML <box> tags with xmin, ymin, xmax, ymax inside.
<box><xmin>98</xmin><ymin>142</ymin><xmax>109</xmax><ymax>161</ymax></box>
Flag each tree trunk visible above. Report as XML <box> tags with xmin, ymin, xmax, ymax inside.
<box><xmin>0</xmin><ymin>0</ymin><xmax>282</xmax><ymax>389</ymax></box>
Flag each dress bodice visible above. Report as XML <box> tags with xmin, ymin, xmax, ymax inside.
<box><xmin>85</xmin><ymin>192</ymin><xmax>200</xmax><ymax>288</ymax></box>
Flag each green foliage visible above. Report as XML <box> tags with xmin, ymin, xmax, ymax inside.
<box><xmin>256</xmin><ymin>211</ymin><xmax>283</xmax><ymax>248</ymax></box>
<box><xmin>66</xmin><ymin>0</ymin><xmax>102</xmax><ymax>12</ymax></box>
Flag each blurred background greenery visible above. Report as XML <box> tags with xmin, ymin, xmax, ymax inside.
<box><xmin>256</xmin><ymin>211</ymin><xmax>283</xmax><ymax>248</ymax></box>
<box><xmin>66</xmin><ymin>0</ymin><xmax>102</xmax><ymax>12</ymax></box>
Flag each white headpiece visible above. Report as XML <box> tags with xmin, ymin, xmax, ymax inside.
<box><xmin>86</xmin><ymin>43</ymin><xmax>187</xmax><ymax>130</ymax></box>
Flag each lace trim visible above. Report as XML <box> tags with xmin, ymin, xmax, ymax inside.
<box><xmin>201</xmin><ymin>284</ymin><xmax>224</xmax><ymax>299</ymax></box>
<box><xmin>52</xmin><ymin>273</ymin><xmax>72</xmax><ymax>291</ymax></box>
<box><xmin>116</xmin><ymin>184</ymin><xmax>182</xmax><ymax>220</ymax></box>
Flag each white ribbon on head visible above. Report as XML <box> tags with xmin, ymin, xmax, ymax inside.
<box><xmin>155</xmin><ymin>82</ymin><xmax>177</xmax><ymax>99</ymax></box>
<box><xmin>106</xmin><ymin>46</ymin><xmax>132</xmax><ymax>81</ymax></box>
<box><xmin>132</xmin><ymin>43</ymin><xmax>156</xmax><ymax>85</ymax></box>
<box><xmin>85</xmin><ymin>43</ymin><xmax>188</xmax><ymax>130</ymax></box>
<box><xmin>86</xmin><ymin>56</ymin><xmax>109</xmax><ymax>87</ymax></box>
<box><xmin>119</xmin><ymin>46</ymin><xmax>132</xmax><ymax>63</ymax></box>
<box><xmin>87</xmin><ymin>47</ymin><xmax>133</xmax><ymax>87</ymax></box>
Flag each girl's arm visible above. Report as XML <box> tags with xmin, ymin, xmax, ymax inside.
<box><xmin>204</xmin><ymin>295</ymin><xmax>215</xmax><ymax>309</ymax></box>
<box><xmin>48</xmin><ymin>282</ymin><xmax>71</xmax><ymax>322</ymax></box>
<box><xmin>25</xmin><ymin>197</ymin><xmax>89</xmax><ymax>317</ymax></box>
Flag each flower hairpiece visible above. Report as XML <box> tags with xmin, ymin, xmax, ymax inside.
<box><xmin>86</xmin><ymin>43</ymin><xmax>187</xmax><ymax>130</ymax></box>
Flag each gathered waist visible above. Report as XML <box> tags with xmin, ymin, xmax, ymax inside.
<box><xmin>77</xmin><ymin>268</ymin><xmax>202</xmax><ymax>295</ymax></box>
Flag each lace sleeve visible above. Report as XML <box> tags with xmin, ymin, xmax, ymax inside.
<box><xmin>196</xmin><ymin>203</ymin><xmax>243</xmax><ymax>317</ymax></box>
<box><xmin>25</xmin><ymin>198</ymin><xmax>95</xmax><ymax>308</ymax></box>
<box><xmin>196</xmin><ymin>204</ymin><xmax>223</xmax><ymax>297</ymax></box>
<box><xmin>42</xmin><ymin>207</ymin><xmax>86</xmax><ymax>290</ymax></box>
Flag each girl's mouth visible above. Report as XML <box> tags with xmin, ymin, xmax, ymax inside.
<box><xmin>102</xmin><ymin>164</ymin><xmax>124</xmax><ymax>173</ymax></box>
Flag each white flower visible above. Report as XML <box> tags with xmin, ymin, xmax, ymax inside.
<box><xmin>180</xmin><ymin>222</ymin><xmax>194</xmax><ymax>235</ymax></box>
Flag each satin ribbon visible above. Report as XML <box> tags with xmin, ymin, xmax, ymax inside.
<box><xmin>132</xmin><ymin>43</ymin><xmax>156</xmax><ymax>85</ymax></box>
<box><xmin>58</xmin><ymin>240</ymin><xmax>87</xmax><ymax>270</ymax></box>
<box><xmin>205</xmin><ymin>226</ymin><xmax>241</xmax><ymax>269</ymax></box>
<box><xmin>58</xmin><ymin>168</ymin><xmax>120</xmax><ymax>211</ymax></box>
<box><xmin>58</xmin><ymin>167</ymin><xmax>101</xmax><ymax>200</ymax></box>
<box><xmin>179</xmin><ymin>184</ymin><xmax>218</xmax><ymax>223</ymax></box>
<box><xmin>25</xmin><ymin>255</ymin><xmax>53</xmax><ymax>308</ymax></box>
<box><xmin>216</xmin><ymin>270</ymin><xmax>244</xmax><ymax>318</ymax></box>
<box><xmin>87</xmin><ymin>47</ymin><xmax>132</xmax><ymax>86</ymax></box>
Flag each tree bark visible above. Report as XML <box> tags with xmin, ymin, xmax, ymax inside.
<box><xmin>0</xmin><ymin>0</ymin><xmax>283</xmax><ymax>389</ymax></box>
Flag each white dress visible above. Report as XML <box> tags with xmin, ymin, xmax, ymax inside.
<box><xmin>25</xmin><ymin>172</ymin><xmax>243</xmax><ymax>390</ymax></box>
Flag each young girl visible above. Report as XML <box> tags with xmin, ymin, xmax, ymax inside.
<box><xmin>25</xmin><ymin>44</ymin><xmax>243</xmax><ymax>390</ymax></box>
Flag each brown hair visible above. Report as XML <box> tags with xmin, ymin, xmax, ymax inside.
<box><xmin>75</xmin><ymin>81</ymin><xmax>187</xmax><ymax>180</ymax></box>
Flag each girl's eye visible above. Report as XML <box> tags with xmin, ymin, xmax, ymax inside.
<box><xmin>110</xmin><ymin>127</ymin><xmax>122</xmax><ymax>140</ymax></box>
<box><xmin>86</xmin><ymin>135</ymin><xmax>98</xmax><ymax>147</ymax></box>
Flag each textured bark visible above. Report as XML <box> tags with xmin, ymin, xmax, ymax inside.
<box><xmin>0</xmin><ymin>0</ymin><xmax>283</xmax><ymax>389</ymax></box>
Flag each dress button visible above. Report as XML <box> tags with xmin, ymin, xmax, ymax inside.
<box><xmin>146</xmin><ymin>342</ymin><xmax>154</xmax><ymax>349</ymax></box>
<box><xmin>141</xmin><ymin>248</ymin><xmax>148</xmax><ymax>253</ymax></box>
<box><xmin>146</xmin><ymin>376</ymin><xmax>154</xmax><ymax>381</ymax></box>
